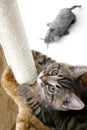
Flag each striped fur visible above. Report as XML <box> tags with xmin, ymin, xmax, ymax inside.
<box><xmin>18</xmin><ymin>50</ymin><xmax>87</xmax><ymax>130</ymax></box>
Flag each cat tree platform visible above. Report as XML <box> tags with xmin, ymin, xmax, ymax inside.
<box><xmin>1</xmin><ymin>66</ymin><xmax>50</xmax><ymax>130</ymax></box>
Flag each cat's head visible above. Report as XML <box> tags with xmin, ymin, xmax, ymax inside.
<box><xmin>37</xmin><ymin>62</ymin><xmax>87</xmax><ymax>111</ymax></box>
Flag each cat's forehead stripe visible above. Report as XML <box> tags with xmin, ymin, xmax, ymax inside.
<box><xmin>46</xmin><ymin>63</ymin><xmax>60</xmax><ymax>73</ymax></box>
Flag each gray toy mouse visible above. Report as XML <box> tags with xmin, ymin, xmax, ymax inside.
<box><xmin>42</xmin><ymin>5</ymin><xmax>81</xmax><ymax>46</ymax></box>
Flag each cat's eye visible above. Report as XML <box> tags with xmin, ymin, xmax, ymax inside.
<box><xmin>51</xmin><ymin>70</ymin><xmax>58</xmax><ymax>76</ymax></box>
<box><xmin>48</xmin><ymin>85</ymin><xmax>56</xmax><ymax>93</ymax></box>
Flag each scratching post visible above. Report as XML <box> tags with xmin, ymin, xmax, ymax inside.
<box><xmin>0</xmin><ymin>0</ymin><xmax>37</xmax><ymax>84</ymax></box>
<box><xmin>0</xmin><ymin>0</ymin><xmax>50</xmax><ymax>130</ymax></box>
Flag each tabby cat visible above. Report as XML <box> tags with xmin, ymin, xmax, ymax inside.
<box><xmin>18</xmin><ymin>50</ymin><xmax>87</xmax><ymax>130</ymax></box>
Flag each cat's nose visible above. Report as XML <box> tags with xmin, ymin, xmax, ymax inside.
<box><xmin>40</xmin><ymin>75</ymin><xmax>48</xmax><ymax>82</ymax></box>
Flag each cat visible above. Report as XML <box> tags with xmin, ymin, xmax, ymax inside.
<box><xmin>18</xmin><ymin>50</ymin><xmax>87</xmax><ymax>130</ymax></box>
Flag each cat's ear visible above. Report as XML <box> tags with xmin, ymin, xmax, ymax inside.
<box><xmin>70</xmin><ymin>66</ymin><xmax>87</xmax><ymax>78</ymax></box>
<box><xmin>62</xmin><ymin>93</ymin><xmax>84</xmax><ymax>110</ymax></box>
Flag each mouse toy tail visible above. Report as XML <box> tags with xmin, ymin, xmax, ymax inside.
<box><xmin>47</xmin><ymin>43</ymin><xmax>49</xmax><ymax>49</ymax></box>
<box><xmin>69</xmin><ymin>5</ymin><xmax>81</xmax><ymax>10</ymax></box>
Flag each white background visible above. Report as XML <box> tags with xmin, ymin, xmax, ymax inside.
<box><xmin>17</xmin><ymin>0</ymin><xmax>87</xmax><ymax>66</ymax></box>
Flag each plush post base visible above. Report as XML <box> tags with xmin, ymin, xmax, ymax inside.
<box><xmin>1</xmin><ymin>66</ymin><xmax>50</xmax><ymax>130</ymax></box>
<box><xmin>0</xmin><ymin>45</ymin><xmax>17</xmax><ymax>130</ymax></box>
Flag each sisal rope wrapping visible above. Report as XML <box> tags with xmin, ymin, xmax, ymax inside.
<box><xmin>0</xmin><ymin>0</ymin><xmax>37</xmax><ymax>84</ymax></box>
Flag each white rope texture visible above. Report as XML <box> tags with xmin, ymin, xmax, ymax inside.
<box><xmin>0</xmin><ymin>0</ymin><xmax>37</xmax><ymax>84</ymax></box>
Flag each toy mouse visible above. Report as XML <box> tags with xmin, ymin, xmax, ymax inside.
<box><xmin>41</xmin><ymin>5</ymin><xmax>81</xmax><ymax>46</ymax></box>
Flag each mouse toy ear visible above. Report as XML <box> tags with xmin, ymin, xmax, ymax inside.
<box><xmin>70</xmin><ymin>66</ymin><xmax>87</xmax><ymax>78</ymax></box>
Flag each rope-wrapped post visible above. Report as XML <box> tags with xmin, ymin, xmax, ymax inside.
<box><xmin>0</xmin><ymin>0</ymin><xmax>37</xmax><ymax>84</ymax></box>
<box><xmin>0</xmin><ymin>0</ymin><xmax>50</xmax><ymax>130</ymax></box>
